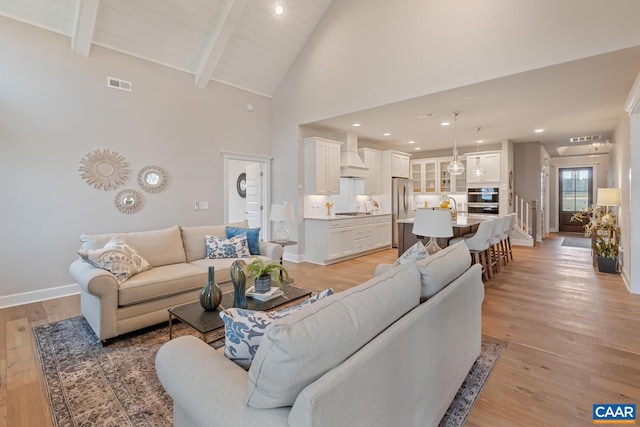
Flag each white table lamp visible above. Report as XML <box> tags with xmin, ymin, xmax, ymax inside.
<box><xmin>412</xmin><ymin>208</ymin><xmax>454</xmax><ymax>255</ymax></box>
<box><xmin>270</xmin><ymin>202</ymin><xmax>295</xmax><ymax>243</ymax></box>
<box><xmin>596</xmin><ymin>188</ymin><xmax>620</xmax><ymax>208</ymax></box>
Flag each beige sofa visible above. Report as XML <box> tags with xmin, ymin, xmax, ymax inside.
<box><xmin>69</xmin><ymin>221</ymin><xmax>283</xmax><ymax>342</ymax></box>
<box><xmin>156</xmin><ymin>241</ymin><xmax>484</xmax><ymax>427</ymax></box>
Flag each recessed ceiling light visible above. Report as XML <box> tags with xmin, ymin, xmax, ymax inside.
<box><xmin>275</xmin><ymin>5</ymin><xmax>284</xmax><ymax>15</ymax></box>
<box><xmin>417</xmin><ymin>113</ymin><xmax>436</xmax><ymax>119</ymax></box>
<box><xmin>441</xmin><ymin>122</ymin><xmax>450</xmax><ymax>126</ymax></box>
<box><xmin>383</xmin><ymin>132</ymin><xmax>391</xmax><ymax>136</ymax></box>
<box><xmin>476</xmin><ymin>139</ymin><xmax>484</xmax><ymax>143</ymax></box>
<box><xmin>408</xmin><ymin>140</ymin><xmax>415</xmax><ymax>144</ymax></box>
<box><xmin>534</xmin><ymin>128</ymin><xmax>544</xmax><ymax>133</ymax></box>
<box><xmin>415</xmin><ymin>147</ymin><xmax>421</xmax><ymax>151</ymax></box>
<box><xmin>352</xmin><ymin>123</ymin><xmax>361</xmax><ymax>127</ymax></box>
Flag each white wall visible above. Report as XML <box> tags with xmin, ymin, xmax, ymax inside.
<box><xmin>0</xmin><ymin>17</ymin><xmax>272</xmax><ymax>301</ymax></box>
<box><xmin>271</xmin><ymin>0</ymin><xmax>640</xmax><ymax>257</ymax></box>
<box><xmin>609</xmin><ymin>116</ymin><xmax>631</xmax><ymax>287</ymax></box>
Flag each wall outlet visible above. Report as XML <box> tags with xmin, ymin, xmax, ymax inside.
<box><xmin>199</xmin><ymin>201</ymin><xmax>209</xmax><ymax>209</ymax></box>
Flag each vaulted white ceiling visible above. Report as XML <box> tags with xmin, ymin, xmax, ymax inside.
<box><xmin>0</xmin><ymin>0</ymin><xmax>333</xmax><ymax>97</ymax></box>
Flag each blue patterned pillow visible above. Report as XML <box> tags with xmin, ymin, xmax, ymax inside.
<box><xmin>220</xmin><ymin>288</ymin><xmax>334</xmax><ymax>369</ymax></box>
<box><xmin>205</xmin><ymin>235</ymin><xmax>251</xmax><ymax>259</ymax></box>
<box><xmin>226</xmin><ymin>227</ymin><xmax>261</xmax><ymax>255</ymax></box>
<box><xmin>393</xmin><ymin>241</ymin><xmax>428</xmax><ymax>266</ymax></box>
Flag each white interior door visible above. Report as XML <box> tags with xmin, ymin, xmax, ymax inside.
<box><xmin>245</xmin><ymin>163</ymin><xmax>262</xmax><ymax>230</ymax></box>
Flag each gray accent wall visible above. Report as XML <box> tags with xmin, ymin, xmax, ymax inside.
<box><xmin>0</xmin><ymin>17</ymin><xmax>271</xmax><ymax>298</ymax></box>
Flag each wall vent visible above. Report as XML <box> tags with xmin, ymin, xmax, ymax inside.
<box><xmin>107</xmin><ymin>77</ymin><xmax>132</xmax><ymax>92</ymax></box>
<box><xmin>569</xmin><ymin>134</ymin><xmax>601</xmax><ymax>143</ymax></box>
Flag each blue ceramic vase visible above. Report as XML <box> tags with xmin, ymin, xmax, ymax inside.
<box><xmin>231</xmin><ymin>260</ymin><xmax>248</xmax><ymax>309</ymax></box>
<box><xmin>199</xmin><ymin>266</ymin><xmax>222</xmax><ymax>311</ymax></box>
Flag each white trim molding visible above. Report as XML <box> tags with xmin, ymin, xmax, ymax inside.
<box><xmin>0</xmin><ymin>284</ymin><xmax>80</xmax><ymax>309</ymax></box>
<box><xmin>625</xmin><ymin>72</ymin><xmax>640</xmax><ymax>114</ymax></box>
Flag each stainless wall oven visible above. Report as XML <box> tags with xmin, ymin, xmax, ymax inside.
<box><xmin>467</xmin><ymin>187</ymin><xmax>499</xmax><ymax>215</ymax></box>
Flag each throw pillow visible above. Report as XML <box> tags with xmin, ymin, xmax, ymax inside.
<box><xmin>77</xmin><ymin>236</ymin><xmax>152</xmax><ymax>284</ymax></box>
<box><xmin>415</xmin><ymin>240</ymin><xmax>471</xmax><ymax>299</ymax></box>
<box><xmin>220</xmin><ymin>288</ymin><xmax>334</xmax><ymax>369</ymax></box>
<box><xmin>205</xmin><ymin>235</ymin><xmax>251</xmax><ymax>259</ymax></box>
<box><xmin>393</xmin><ymin>241</ymin><xmax>428</xmax><ymax>266</ymax></box>
<box><xmin>226</xmin><ymin>226</ymin><xmax>261</xmax><ymax>255</ymax></box>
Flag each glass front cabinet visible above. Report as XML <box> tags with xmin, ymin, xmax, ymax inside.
<box><xmin>411</xmin><ymin>157</ymin><xmax>466</xmax><ymax>194</ymax></box>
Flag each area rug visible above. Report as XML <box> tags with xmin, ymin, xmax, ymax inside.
<box><xmin>34</xmin><ymin>316</ymin><xmax>503</xmax><ymax>427</ymax></box>
<box><xmin>561</xmin><ymin>236</ymin><xmax>591</xmax><ymax>248</ymax></box>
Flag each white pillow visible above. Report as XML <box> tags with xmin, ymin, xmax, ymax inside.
<box><xmin>77</xmin><ymin>236</ymin><xmax>152</xmax><ymax>284</ymax></box>
<box><xmin>393</xmin><ymin>241</ymin><xmax>428</xmax><ymax>266</ymax></box>
<box><xmin>219</xmin><ymin>289</ymin><xmax>334</xmax><ymax>369</ymax></box>
<box><xmin>415</xmin><ymin>240</ymin><xmax>471</xmax><ymax>299</ymax></box>
<box><xmin>205</xmin><ymin>234</ymin><xmax>251</xmax><ymax>259</ymax></box>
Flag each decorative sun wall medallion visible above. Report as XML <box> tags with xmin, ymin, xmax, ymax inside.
<box><xmin>137</xmin><ymin>165</ymin><xmax>169</xmax><ymax>193</ymax></box>
<box><xmin>114</xmin><ymin>188</ymin><xmax>144</xmax><ymax>214</ymax></box>
<box><xmin>79</xmin><ymin>149</ymin><xmax>130</xmax><ymax>191</ymax></box>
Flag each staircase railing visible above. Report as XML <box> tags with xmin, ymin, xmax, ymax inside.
<box><xmin>514</xmin><ymin>193</ymin><xmax>537</xmax><ymax>244</ymax></box>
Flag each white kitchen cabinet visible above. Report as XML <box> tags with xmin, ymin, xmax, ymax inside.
<box><xmin>305</xmin><ymin>215</ymin><xmax>391</xmax><ymax>265</ymax></box>
<box><xmin>391</xmin><ymin>152</ymin><xmax>411</xmax><ymax>178</ymax></box>
<box><xmin>467</xmin><ymin>152</ymin><xmax>501</xmax><ymax>185</ymax></box>
<box><xmin>410</xmin><ymin>159</ymin><xmax>437</xmax><ymax>194</ymax></box>
<box><xmin>373</xmin><ymin>215</ymin><xmax>392</xmax><ymax>247</ymax></box>
<box><xmin>358</xmin><ymin>148</ymin><xmax>382</xmax><ymax>195</ymax></box>
<box><xmin>304</xmin><ymin>137</ymin><xmax>342</xmax><ymax>195</ymax></box>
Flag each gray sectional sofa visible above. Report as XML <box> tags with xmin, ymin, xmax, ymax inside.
<box><xmin>156</xmin><ymin>241</ymin><xmax>484</xmax><ymax>427</ymax></box>
<box><xmin>69</xmin><ymin>221</ymin><xmax>283</xmax><ymax>342</ymax></box>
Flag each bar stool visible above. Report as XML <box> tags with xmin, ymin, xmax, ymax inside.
<box><xmin>450</xmin><ymin>218</ymin><xmax>495</xmax><ymax>281</ymax></box>
<box><xmin>506</xmin><ymin>213</ymin><xmax>517</xmax><ymax>262</ymax></box>
<box><xmin>499</xmin><ymin>214</ymin><xmax>513</xmax><ymax>266</ymax></box>
<box><xmin>489</xmin><ymin>216</ymin><xmax>506</xmax><ymax>274</ymax></box>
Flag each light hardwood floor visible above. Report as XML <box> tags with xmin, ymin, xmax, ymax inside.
<box><xmin>2</xmin><ymin>233</ymin><xmax>639</xmax><ymax>426</ymax></box>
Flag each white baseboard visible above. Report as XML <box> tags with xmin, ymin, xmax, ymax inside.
<box><xmin>0</xmin><ymin>284</ymin><xmax>81</xmax><ymax>309</ymax></box>
<box><xmin>283</xmin><ymin>252</ymin><xmax>303</xmax><ymax>263</ymax></box>
<box><xmin>511</xmin><ymin>238</ymin><xmax>534</xmax><ymax>247</ymax></box>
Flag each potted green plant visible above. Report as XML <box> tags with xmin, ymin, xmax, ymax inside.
<box><xmin>245</xmin><ymin>256</ymin><xmax>289</xmax><ymax>293</ymax></box>
<box><xmin>570</xmin><ymin>205</ymin><xmax>620</xmax><ymax>273</ymax></box>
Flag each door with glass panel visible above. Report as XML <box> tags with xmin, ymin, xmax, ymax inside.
<box><xmin>558</xmin><ymin>167</ymin><xmax>592</xmax><ymax>232</ymax></box>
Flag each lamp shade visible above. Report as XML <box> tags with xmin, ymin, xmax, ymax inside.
<box><xmin>412</xmin><ymin>208</ymin><xmax>453</xmax><ymax>238</ymax></box>
<box><xmin>596</xmin><ymin>188</ymin><xmax>620</xmax><ymax>207</ymax></box>
<box><xmin>270</xmin><ymin>203</ymin><xmax>295</xmax><ymax>222</ymax></box>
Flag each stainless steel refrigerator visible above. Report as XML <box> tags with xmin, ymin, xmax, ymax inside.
<box><xmin>392</xmin><ymin>177</ymin><xmax>411</xmax><ymax>247</ymax></box>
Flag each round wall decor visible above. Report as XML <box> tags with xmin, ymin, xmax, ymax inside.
<box><xmin>236</xmin><ymin>173</ymin><xmax>247</xmax><ymax>198</ymax></box>
<box><xmin>137</xmin><ymin>165</ymin><xmax>169</xmax><ymax>193</ymax></box>
<box><xmin>79</xmin><ymin>149</ymin><xmax>130</xmax><ymax>191</ymax></box>
<box><xmin>114</xmin><ymin>188</ymin><xmax>144</xmax><ymax>214</ymax></box>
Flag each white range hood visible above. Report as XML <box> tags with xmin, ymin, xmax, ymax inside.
<box><xmin>339</xmin><ymin>133</ymin><xmax>368</xmax><ymax>178</ymax></box>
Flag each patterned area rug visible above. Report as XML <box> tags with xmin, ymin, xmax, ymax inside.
<box><xmin>34</xmin><ymin>316</ymin><xmax>503</xmax><ymax>427</ymax></box>
<box><xmin>562</xmin><ymin>236</ymin><xmax>591</xmax><ymax>248</ymax></box>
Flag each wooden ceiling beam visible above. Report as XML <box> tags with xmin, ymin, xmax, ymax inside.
<box><xmin>71</xmin><ymin>0</ymin><xmax>100</xmax><ymax>56</ymax></box>
<box><xmin>194</xmin><ymin>0</ymin><xmax>248</xmax><ymax>89</ymax></box>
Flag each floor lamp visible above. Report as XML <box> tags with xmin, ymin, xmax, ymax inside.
<box><xmin>412</xmin><ymin>208</ymin><xmax>454</xmax><ymax>255</ymax></box>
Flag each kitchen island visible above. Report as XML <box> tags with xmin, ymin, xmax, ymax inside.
<box><xmin>396</xmin><ymin>214</ymin><xmax>485</xmax><ymax>257</ymax></box>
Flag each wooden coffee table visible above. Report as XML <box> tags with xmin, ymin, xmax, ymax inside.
<box><xmin>168</xmin><ymin>284</ymin><xmax>312</xmax><ymax>343</ymax></box>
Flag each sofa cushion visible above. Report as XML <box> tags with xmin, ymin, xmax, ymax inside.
<box><xmin>219</xmin><ymin>289</ymin><xmax>333</xmax><ymax>369</ymax></box>
<box><xmin>245</xmin><ymin>262</ymin><xmax>421</xmax><ymax>409</ymax></box>
<box><xmin>226</xmin><ymin>226</ymin><xmax>261</xmax><ymax>255</ymax></box>
<box><xmin>205</xmin><ymin>235</ymin><xmax>251</xmax><ymax>259</ymax></box>
<box><xmin>118</xmin><ymin>263</ymin><xmax>206</xmax><ymax>306</ymax></box>
<box><xmin>415</xmin><ymin>240</ymin><xmax>471</xmax><ymax>299</ymax></box>
<box><xmin>393</xmin><ymin>241</ymin><xmax>428</xmax><ymax>266</ymax></box>
<box><xmin>80</xmin><ymin>226</ymin><xmax>186</xmax><ymax>267</ymax></box>
<box><xmin>180</xmin><ymin>221</ymin><xmax>247</xmax><ymax>262</ymax></box>
<box><xmin>78</xmin><ymin>236</ymin><xmax>152</xmax><ymax>284</ymax></box>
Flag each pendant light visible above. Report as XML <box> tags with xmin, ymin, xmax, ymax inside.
<box><xmin>446</xmin><ymin>111</ymin><xmax>465</xmax><ymax>176</ymax></box>
<box><xmin>471</xmin><ymin>126</ymin><xmax>486</xmax><ymax>180</ymax></box>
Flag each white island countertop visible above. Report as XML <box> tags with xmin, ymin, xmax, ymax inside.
<box><xmin>304</xmin><ymin>212</ymin><xmax>392</xmax><ymax>221</ymax></box>
<box><xmin>397</xmin><ymin>213</ymin><xmax>487</xmax><ymax>227</ymax></box>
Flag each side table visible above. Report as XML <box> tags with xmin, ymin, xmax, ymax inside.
<box><xmin>269</xmin><ymin>240</ymin><xmax>297</xmax><ymax>284</ymax></box>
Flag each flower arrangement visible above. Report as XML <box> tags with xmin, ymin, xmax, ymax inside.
<box><xmin>570</xmin><ymin>205</ymin><xmax>620</xmax><ymax>259</ymax></box>
<box><xmin>325</xmin><ymin>202</ymin><xmax>333</xmax><ymax>215</ymax></box>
